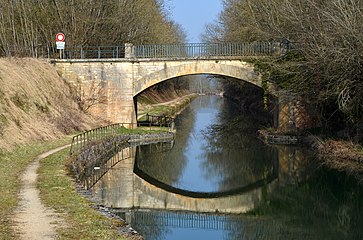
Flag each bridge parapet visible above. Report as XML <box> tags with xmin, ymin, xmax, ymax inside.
<box><xmin>60</xmin><ymin>42</ymin><xmax>283</xmax><ymax>60</ymax></box>
<box><xmin>133</xmin><ymin>42</ymin><xmax>279</xmax><ymax>59</ymax></box>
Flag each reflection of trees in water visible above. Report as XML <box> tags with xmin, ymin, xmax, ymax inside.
<box><xmin>226</xmin><ymin>167</ymin><xmax>363</xmax><ymax>240</ymax></box>
<box><xmin>137</xmin><ymin>95</ymin><xmax>278</xmax><ymax>191</ymax></box>
<box><xmin>136</xmin><ymin>104</ymin><xmax>196</xmax><ymax>186</ymax></box>
<box><xmin>201</xmin><ymin>97</ymin><xmax>278</xmax><ymax>192</ymax></box>
<box><xmin>277</xmin><ymin>145</ymin><xmax>316</xmax><ymax>185</ymax></box>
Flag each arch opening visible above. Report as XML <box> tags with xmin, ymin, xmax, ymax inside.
<box><xmin>133</xmin><ymin>61</ymin><xmax>262</xmax><ymax>96</ymax></box>
<box><xmin>134</xmin><ymin>73</ymin><xmax>277</xmax><ymax>129</ymax></box>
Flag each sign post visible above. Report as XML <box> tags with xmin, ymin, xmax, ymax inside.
<box><xmin>56</xmin><ymin>32</ymin><xmax>65</xmax><ymax>59</ymax></box>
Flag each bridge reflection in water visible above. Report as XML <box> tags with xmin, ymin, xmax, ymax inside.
<box><xmin>121</xmin><ymin>210</ymin><xmax>243</xmax><ymax>231</ymax></box>
<box><xmin>118</xmin><ymin>209</ymin><xmax>294</xmax><ymax>239</ymax></box>
<box><xmin>92</xmin><ymin>142</ymin><xmax>282</xmax><ymax>214</ymax></box>
<box><xmin>90</xmin><ymin>141</ymin><xmax>314</xmax><ymax>239</ymax></box>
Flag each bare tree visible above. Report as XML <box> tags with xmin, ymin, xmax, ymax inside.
<box><xmin>203</xmin><ymin>0</ymin><xmax>363</xmax><ymax>136</ymax></box>
<box><xmin>74</xmin><ymin>79</ymin><xmax>108</xmax><ymax>112</ymax></box>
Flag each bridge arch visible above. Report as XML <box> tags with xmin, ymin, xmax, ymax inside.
<box><xmin>54</xmin><ymin>58</ymin><xmax>301</xmax><ymax>132</ymax></box>
<box><xmin>133</xmin><ymin>60</ymin><xmax>262</xmax><ymax>96</ymax></box>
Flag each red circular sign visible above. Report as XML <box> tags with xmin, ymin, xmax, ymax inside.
<box><xmin>56</xmin><ymin>33</ymin><xmax>65</xmax><ymax>42</ymax></box>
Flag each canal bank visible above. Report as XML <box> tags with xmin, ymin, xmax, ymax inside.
<box><xmin>308</xmin><ymin>137</ymin><xmax>363</xmax><ymax>182</ymax></box>
<box><xmin>137</xmin><ymin>93</ymin><xmax>197</xmax><ymax>121</ymax></box>
<box><xmin>258</xmin><ymin>130</ymin><xmax>363</xmax><ymax>184</ymax></box>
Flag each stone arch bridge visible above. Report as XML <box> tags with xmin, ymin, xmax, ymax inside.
<box><xmin>53</xmin><ymin>43</ymin><xmax>311</xmax><ymax>132</ymax></box>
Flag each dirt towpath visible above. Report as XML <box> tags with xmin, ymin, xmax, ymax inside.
<box><xmin>12</xmin><ymin>144</ymin><xmax>70</xmax><ymax>240</ymax></box>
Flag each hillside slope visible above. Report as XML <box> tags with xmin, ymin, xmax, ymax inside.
<box><xmin>0</xmin><ymin>58</ymin><xmax>106</xmax><ymax>151</ymax></box>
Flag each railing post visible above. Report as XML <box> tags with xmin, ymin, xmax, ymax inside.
<box><xmin>81</xmin><ymin>46</ymin><xmax>84</xmax><ymax>59</ymax></box>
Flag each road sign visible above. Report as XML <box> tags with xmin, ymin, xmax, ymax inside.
<box><xmin>56</xmin><ymin>32</ymin><xmax>65</xmax><ymax>42</ymax></box>
<box><xmin>56</xmin><ymin>41</ymin><xmax>65</xmax><ymax>50</ymax></box>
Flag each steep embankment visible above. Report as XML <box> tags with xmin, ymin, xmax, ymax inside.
<box><xmin>0</xmin><ymin>58</ymin><xmax>105</xmax><ymax>151</ymax></box>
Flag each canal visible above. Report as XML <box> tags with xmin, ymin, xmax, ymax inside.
<box><xmin>92</xmin><ymin>95</ymin><xmax>363</xmax><ymax>240</ymax></box>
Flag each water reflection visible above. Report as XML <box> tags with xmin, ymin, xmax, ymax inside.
<box><xmin>116</xmin><ymin>165</ymin><xmax>363</xmax><ymax>240</ymax></box>
<box><xmin>119</xmin><ymin>210</ymin><xmax>296</xmax><ymax>240</ymax></box>
<box><xmin>93</xmin><ymin>146</ymin><xmax>274</xmax><ymax>213</ymax></box>
<box><xmin>134</xmin><ymin>141</ymin><xmax>278</xmax><ymax>198</ymax></box>
<box><xmin>93</xmin><ymin>96</ymin><xmax>282</xmax><ymax>213</ymax></box>
<box><xmin>135</xmin><ymin>96</ymin><xmax>278</xmax><ymax>193</ymax></box>
<box><xmin>91</xmin><ymin>95</ymin><xmax>363</xmax><ymax>240</ymax></box>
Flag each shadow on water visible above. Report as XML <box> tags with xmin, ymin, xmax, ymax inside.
<box><xmin>91</xmin><ymin>95</ymin><xmax>363</xmax><ymax>240</ymax></box>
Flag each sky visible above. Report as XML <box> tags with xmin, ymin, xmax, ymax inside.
<box><xmin>168</xmin><ymin>0</ymin><xmax>222</xmax><ymax>43</ymax></box>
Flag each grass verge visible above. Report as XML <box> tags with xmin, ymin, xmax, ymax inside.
<box><xmin>37</xmin><ymin>148</ymin><xmax>128</xmax><ymax>239</ymax></box>
<box><xmin>138</xmin><ymin>94</ymin><xmax>197</xmax><ymax>121</ymax></box>
<box><xmin>0</xmin><ymin>137</ymin><xmax>72</xmax><ymax>239</ymax></box>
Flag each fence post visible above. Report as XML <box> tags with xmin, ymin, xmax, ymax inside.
<box><xmin>81</xmin><ymin>46</ymin><xmax>84</xmax><ymax>59</ymax></box>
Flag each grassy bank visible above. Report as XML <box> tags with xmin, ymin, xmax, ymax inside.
<box><xmin>37</xmin><ymin>148</ymin><xmax>129</xmax><ymax>239</ymax></box>
<box><xmin>0</xmin><ymin>135</ymin><xmax>139</xmax><ymax>239</ymax></box>
<box><xmin>0</xmin><ymin>137</ymin><xmax>71</xmax><ymax>239</ymax></box>
<box><xmin>137</xmin><ymin>94</ymin><xmax>197</xmax><ymax>121</ymax></box>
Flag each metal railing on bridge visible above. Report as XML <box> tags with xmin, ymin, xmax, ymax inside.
<box><xmin>134</xmin><ymin>42</ymin><xmax>278</xmax><ymax>58</ymax></box>
<box><xmin>58</xmin><ymin>42</ymin><xmax>285</xmax><ymax>60</ymax></box>
<box><xmin>1</xmin><ymin>41</ymin><xmax>300</xmax><ymax>59</ymax></box>
<box><xmin>63</xmin><ymin>45</ymin><xmax>126</xmax><ymax>59</ymax></box>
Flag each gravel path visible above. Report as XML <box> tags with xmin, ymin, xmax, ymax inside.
<box><xmin>12</xmin><ymin>145</ymin><xmax>70</xmax><ymax>240</ymax></box>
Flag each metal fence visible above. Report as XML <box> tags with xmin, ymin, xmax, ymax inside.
<box><xmin>0</xmin><ymin>45</ymin><xmax>53</xmax><ymax>58</ymax></box>
<box><xmin>69</xmin><ymin>121</ymin><xmax>174</xmax><ymax>156</ymax></box>
<box><xmin>134</xmin><ymin>42</ymin><xmax>279</xmax><ymax>58</ymax></box>
<box><xmin>63</xmin><ymin>45</ymin><xmax>126</xmax><ymax>59</ymax></box>
<box><xmin>60</xmin><ymin>42</ymin><xmax>283</xmax><ymax>60</ymax></box>
<box><xmin>1</xmin><ymin>41</ymin><xmax>300</xmax><ymax>59</ymax></box>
